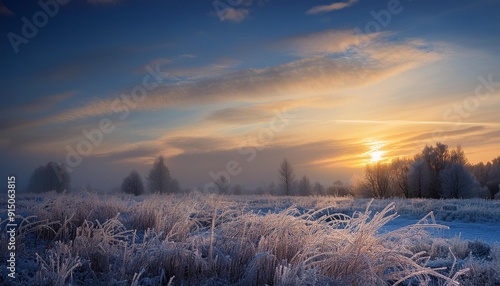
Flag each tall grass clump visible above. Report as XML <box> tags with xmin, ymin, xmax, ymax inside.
<box><xmin>35</xmin><ymin>242</ymin><xmax>82</xmax><ymax>286</ymax></box>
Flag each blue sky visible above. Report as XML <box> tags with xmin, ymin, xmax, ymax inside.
<box><xmin>1</xmin><ymin>0</ymin><xmax>500</xmax><ymax>191</ymax></box>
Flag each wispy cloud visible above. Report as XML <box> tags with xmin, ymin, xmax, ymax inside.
<box><xmin>278</xmin><ymin>29</ymin><xmax>380</xmax><ymax>56</ymax></box>
<box><xmin>0</xmin><ymin>91</ymin><xmax>76</xmax><ymax>132</ymax></box>
<box><xmin>13</xmin><ymin>36</ymin><xmax>441</xmax><ymax>129</ymax></box>
<box><xmin>218</xmin><ymin>8</ymin><xmax>250</xmax><ymax>23</ymax></box>
<box><xmin>205</xmin><ymin>96</ymin><xmax>345</xmax><ymax>125</ymax></box>
<box><xmin>18</xmin><ymin>91</ymin><xmax>76</xmax><ymax>113</ymax></box>
<box><xmin>163</xmin><ymin>58</ymin><xmax>240</xmax><ymax>80</ymax></box>
<box><xmin>179</xmin><ymin>54</ymin><xmax>196</xmax><ymax>59</ymax></box>
<box><xmin>307</xmin><ymin>0</ymin><xmax>358</xmax><ymax>15</ymax></box>
<box><xmin>206</xmin><ymin>106</ymin><xmax>274</xmax><ymax>125</ymax></box>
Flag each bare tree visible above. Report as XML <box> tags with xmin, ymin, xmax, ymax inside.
<box><xmin>390</xmin><ymin>158</ymin><xmax>411</xmax><ymax>198</ymax></box>
<box><xmin>364</xmin><ymin>162</ymin><xmax>392</xmax><ymax>198</ymax></box>
<box><xmin>121</xmin><ymin>170</ymin><xmax>145</xmax><ymax>196</ymax></box>
<box><xmin>147</xmin><ymin>156</ymin><xmax>172</xmax><ymax>194</ymax></box>
<box><xmin>278</xmin><ymin>158</ymin><xmax>295</xmax><ymax>196</ymax></box>
<box><xmin>298</xmin><ymin>175</ymin><xmax>312</xmax><ymax>196</ymax></box>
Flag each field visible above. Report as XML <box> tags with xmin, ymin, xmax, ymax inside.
<box><xmin>1</xmin><ymin>192</ymin><xmax>500</xmax><ymax>286</ymax></box>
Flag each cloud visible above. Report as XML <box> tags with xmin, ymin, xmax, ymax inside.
<box><xmin>167</xmin><ymin>136</ymin><xmax>237</xmax><ymax>154</ymax></box>
<box><xmin>179</xmin><ymin>54</ymin><xmax>196</xmax><ymax>59</ymax></box>
<box><xmin>96</xmin><ymin>143</ymin><xmax>161</xmax><ymax>164</ymax></box>
<box><xmin>17</xmin><ymin>91</ymin><xmax>76</xmax><ymax>113</ymax></box>
<box><xmin>0</xmin><ymin>91</ymin><xmax>76</xmax><ymax>132</ymax></box>
<box><xmin>219</xmin><ymin>8</ymin><xmax>249</xmax><ymax>23</ymax></box>
<box><xmin>12</xmin><ymin>35</ymin><xmax>441</xmax><ymax>131</ymax></box>
<box><xmin>278</xmin><ymin>29</ymin><xmax>380</xmax><ymax>56</ymax></box>
<box><xmin>206</xmin><ymin>106</ymin><xmax>274</xmax><ymax>125</ymax></box>
<box><xmin>205</xmin><ymin>96</ymin><xmax>343</xmax><ymax>125</ymax></box>
<box><xmin>163</xmin><ymin>58</ymin><xmax>240</xmax><ymax>80</ymax></box>
<box><xmin>307</xmin><ymin>0</ymin><xmax>358</xmax><ymax>15</ymax></box>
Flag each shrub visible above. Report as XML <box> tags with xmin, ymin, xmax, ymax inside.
<box><xmin>121</xmin><ymin>171</ymin><xmax>145</xmax><ymax>196</ymax></box>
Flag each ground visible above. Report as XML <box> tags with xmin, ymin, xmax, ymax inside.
<box><xmin>1</xmin><ymin>192</ymin><xmax>499</xmax><ymax>285</ymax></box>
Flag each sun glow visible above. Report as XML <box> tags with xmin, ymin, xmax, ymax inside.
<box><xmin>370</xmin><ymin>150</ymin><xmax>384</xmax><ymax>163</ymax></box>
<box><xmin>364</xmin><ymin>139</ymin><xmax>387</xmax><ymax>164</ymax></box>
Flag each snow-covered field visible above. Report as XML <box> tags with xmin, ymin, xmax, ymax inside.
<box><xmin>1</xmin><ymin>192</ymin><xmax>499</xmax><ymax>285</ymax></box>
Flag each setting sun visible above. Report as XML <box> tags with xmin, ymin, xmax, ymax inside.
<box><xmin>370</xmin><ymin>151</ymin><xmax>385</xmax><ymax>163</ymax></box>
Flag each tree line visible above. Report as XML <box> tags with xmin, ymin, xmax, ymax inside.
<box><xmin>355</xmin><ymin>143</ymin><xmax>500</xmax><ymax>199</ymax></box>
<box><xmin>26</xmin><ymin>143</ymin><xmax>500</xmax><ymax>199</ymax></box>
<box><xmin>276</xmin><ymin>143</ymin><xmax>500</xmax><ymax>199</ymax></box>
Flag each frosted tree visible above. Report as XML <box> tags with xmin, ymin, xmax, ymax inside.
<box><xmin>278</xmin><ymin>158</ymin><xmax>295</xmax><ymax>196</ymax></box>
<box><xmin>121</xmin><ymin>170</ymin><xmax>144</xmax><ymax>196</ymax></box>
<box><xmin>407</xmin><ymin>158</ymin><xmax>431</xmax><ymax>198</ymax></box>
<box><xmin>147</xmin><ymin>156</ymin><xmax>172</xmax><ymax>194</ymax></box>
<box><xmin>470</xmin><ymin>162</ymin><xmax>490</xmax><ymax>187</ymax></box>
<box><xmin>298</xmin><ymin>175</ymin><xmax>312</xmax><ymax>196</ymax></box>
<box><xmin>440</xmin><ymin>164</ymin><xmax>479</xmax><ymax>198</ymax></box>
<box><xmin>421</xmin><ymin>143</ymin><xmax>450</xmax><ymax>198</ymax></box>
<box><xmin>27</xmin><ymin>162</ymin><xmax>71</xmax><ymax>193</ymax></box>
<box><xmin>487</xmin><ymin>157</ymin><xmax>500</xmax><ymax>198</ymax></box>
<box><xmin>449</xmin><ymin>145</ymin><xmax>467</xmax><ymax>165</ymax></box>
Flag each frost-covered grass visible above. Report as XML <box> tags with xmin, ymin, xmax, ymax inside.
<box><xmin>1</xmin><ymin>192</ymin><xmax>499</xmax><ymax>285</ymax></box>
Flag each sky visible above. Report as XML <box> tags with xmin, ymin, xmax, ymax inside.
<box><xmin>1</xmin><ymin>0</ymin><xmax>500</xmax><ymax>192</ymax></box>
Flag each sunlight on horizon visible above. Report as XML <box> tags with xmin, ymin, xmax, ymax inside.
<box><xmin>363</xmin><ymin>139</ymin><xmax>388</xmax><ymax>165</ymax></box>
<box><xmin>369</xmin><ymin>150</ymin><xmax>385</xmax><ymax>163</ymax></box>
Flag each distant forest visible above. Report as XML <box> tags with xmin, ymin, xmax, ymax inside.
<box><xmin>27</xmin><ymin>142</ymin><xmax>500</xmax><ymax>200</ymax></box>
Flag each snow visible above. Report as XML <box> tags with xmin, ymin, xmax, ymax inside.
<box><xmin>381</xmin><ymin>217</ymin><xmax>500</xmax><ymax>244</ymax></box>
